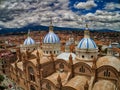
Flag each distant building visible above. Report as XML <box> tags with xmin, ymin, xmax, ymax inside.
<box><xmin>111</xmin><ymin>42</ymin><xmax>119</xmax><ymax>48</ymax></box>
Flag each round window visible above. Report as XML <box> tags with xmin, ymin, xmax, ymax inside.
<box><xmin>91</xmin><ymin>55</ymin><xmax>93</xmax><ymax>58</ymax></box>
<box><xmin>82</xmin><ymin>55</ymin><xmax>84</xmax><ymax>58</ymax></box>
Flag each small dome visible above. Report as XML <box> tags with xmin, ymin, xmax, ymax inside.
<box><xmin>43</xmin><ymin>32</ymin><xmax>60</xmax><ymax>44</ymax></box>
<box><xmin>57</xmin><ymin>52</ymin><xmax>76</xmax><ymax>61</ymax></box>
<box><xmin>108</xmin><ymin>44</ymin><xmax>112</xmax><ymax>48</ymax></box>
<box><xmin>24</xmin><ymin>36</ymin><xmax>35</xmax><ymax>45</ymax></box>
<box><xmin>77</xmin><ymin>38</ymin><xmax>97</xmax><ymax>49</ymax></box>
<box><xmin>66</xmin><ymin>41</ymin><xmax>72</xmax><ymax>46</ymax></box>
<box><xmin>97</xmin><ymin>56</ymin><xmax>120</xmax><ymax>71</ymax></box>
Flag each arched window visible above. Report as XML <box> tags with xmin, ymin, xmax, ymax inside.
<box><xmin>54</xmin><ymin>51</ymin><xmax>56</xmax><ymax>54</ymax></box>
<box><xmin>30</xmin><ymin>85</ymin><xmax>36</xmax><ymax>90</ymax></box>
<box><xmin>46</xmin><ymin>83</ymin><xmax>51</xmax><ymax>90</ymax></box>
<box><xmin>28</xmin><ymin>67</ymin><xmax>35</xmax><ymax>82</ymax></box>
<box><xmin>59</xmin><ymin>63</ymin><xmax>64</xmax><ymax>72</ymax></box>
<box><xmin>79</xmin><ymin>66</ymin><xmax>85</xmax><ymax>73</ymax></box>
<box><xmin>59</xmin><ymin>63</ymin><xmax>64</xmax><ymax>69</ymax></box>
<box><xmin>104</xmin><ymin>69</ymin><xmax>110</xmax><ymax>77</ymax></box>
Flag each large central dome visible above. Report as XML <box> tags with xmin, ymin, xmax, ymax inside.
<box><xmin>77</xmin><ymin>38</ymin><xmax>97</xmax><ymax>49</ymax></box>
<box><xmin>43</xmin><ymin>18</ymin><xmax>60</xmax><ymax>44</ymax></box>
<box><xmin>76</xmin><ymin>24</ymin><xmax>98</xmax><ymax>61</ymax></box>
<box><xmin>42</xmin><ymin>19</ymin><xmax>61</xmax><ymax>55</ymax></box>
<box><xmin>77</xmin><ymin>25</ymin><xmax>97</xmax><ymax>50</ymax></box>
<box><xmin>43</xmin><ymin>31</ymin><xmax>60</xmax><ymax>44</ymax></box>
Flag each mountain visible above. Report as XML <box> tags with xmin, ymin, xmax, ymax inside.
<box><xmin>0</xmin><ymin>24</ymin><xmax>83</xmax><ymax>35</ymax></box>
<box><xmin>0</xmin><ymin>24</ymin><xmax>117</xmax><ymax>35</ymax></box>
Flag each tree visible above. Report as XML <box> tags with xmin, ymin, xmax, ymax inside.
<box><xmin>0</xmin><ymin>75</ymin><xmax>8</xmax><ymax>90</ymax></box>
<box><xmin>0</xmin><ymin>85</ymin><xmax>8</xmax><ymax>90</ymax></box>
<box><xmin>0</xmin><ymin>75</ymin><xmax>4</xmax><ymax>83</ymax></box>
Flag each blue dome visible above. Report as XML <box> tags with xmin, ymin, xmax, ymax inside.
<box><xmin>108</xmin><ymin>44</ymin><xmax>112</xmax><ymax>48</ymax></box>
<box><xmin>77</xmin><ymin>38</ymin><xmax>97</xmax><ymax>49</ymax></box>
<box><xmin>24</xmin><ymin>36</ymin><xmax>35</xmax><ymax>45</ymax></box>
<box><xmin>43</xmin><ymin>32</ymin><xmax>60</xmax><ymax>43</ymax></box>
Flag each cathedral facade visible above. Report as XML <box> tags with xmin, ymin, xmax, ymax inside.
<box><xmin>8</xmin><ymin>22</ymin><xmax>120</xmax><ymax>90</ymax></box>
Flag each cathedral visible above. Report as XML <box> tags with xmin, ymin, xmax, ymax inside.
<box><xmin>8</xmin><ymin>21</ymin><xmax>120</xmax><ymax>90</ymax></box>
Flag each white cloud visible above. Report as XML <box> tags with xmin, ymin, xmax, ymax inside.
<box><xmin>104</xmin><ymin>2</ymin><xmax>120</xmax><ymax>10</ymax></box>
<box><xmin>0</xmin><ymin>0</ymin><xmax>120</xmax><ymax>31</ymax></box>
<box><xmin>74</xmin><ymin>0</ymin><xmax>97</xmax><ymax>10</ymax></box>
<box><xmin>85</xmin><ymin>10</ymin><xmax>120</xmax><ymax>31</ymax></box>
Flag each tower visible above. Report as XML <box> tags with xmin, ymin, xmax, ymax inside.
<box><xmin>49</xmin><ymin>17</ymin><xmax>53</xmax><ymax>32</ymax></box>
<box><xmin>76</xmin><ymin>24</ymin><xmax>98</xmax><ymax>61</ymax></box>
<box><xmin>42</xmin><ymin>18</ymin><xmax>61</xmax><ymax>55</ymax></box>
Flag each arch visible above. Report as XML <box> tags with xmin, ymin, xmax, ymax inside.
<box><xmin>55</xmin><ymin>59</ymin><xmax>70</xmax><ymax>72</ymax></box>
<box><xmin>42</xmin><ymin>79</ymin><xmax>57</xmax><ymax>90</ymax></box>
<box><xmin>55</xmin><ymin>59</ymin><xmax>70</xmax><ymax>68</ymax></box>
<box><xmin>55</xmin><ymin>59</ymin><xmax>70</xmax><ymax>70</ymax></box>
<box><xmin>74</xmin><ymin>62</ymin><xmax>92</xmax><ymax>75</ymax></box>
<box><xmin>97</xmin><ymin>65</ymin><xmax>119</xmax><ymax>80</ymax></box>
<box><xmin>25</xmin><ymin>61</ymin><xmax>37</xmax><ymax>74</ymax></box>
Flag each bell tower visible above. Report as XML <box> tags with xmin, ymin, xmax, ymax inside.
<box><xmin>49</xmin><ymin>17</ymin><xmax>53</xmax><ymax>32</ymax></box>
<box><xmin>84</xmin><ymin>24</ymin><xmax>90</xmax><ymax>38</ymax></box>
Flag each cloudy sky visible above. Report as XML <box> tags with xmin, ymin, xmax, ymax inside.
<box><xmin>0</xmin><ymin>0</ymin><xmax>120</xmax><ymax>31</ymax></box>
